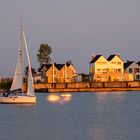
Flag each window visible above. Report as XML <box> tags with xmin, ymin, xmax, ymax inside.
<box><xmin>118</xmin><ymin>69</ymin><xmax>121</xmax><ymax>73</ymax></box>
<box><xmin>103</xmin><ymin>69</ymin><xmax>107</xmax><ymax>73</ymax></box>
<box><xmin>134</xmin><ymin>68</ymin><xmax>139</xmax><ymax>73</ymax></box>
<box><xmin>136</xmin><ymin>75</ymin><xmax>140</xmax><ymax>80</ymax></box>
<box><xmin>129</xmin><ymin>68</ymin><xmax>133</xmax><ymax>73</ymax></box>
<box><xmin>97</xmin><ymin>62</ymin><xmax>107</xmax><ymax>65</ymax></box>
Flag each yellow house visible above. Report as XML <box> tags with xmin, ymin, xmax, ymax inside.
<box><xmin>89</xmin><ymin>54</ymin><xmax>130</xmax><ymax>82</ymax></box>
<box><xmin>107</xmin><ymin>54</ymin><xmax>124</xmax><ymax>81</ymax></box>
<box><xmin>89</xmin><ymin>55</ymin><xmax>108</xmax><ymax>82</ymax></box>
<box><xmin>39</xmin><ymin>63</ymin><xmax>77</xmax><ymax>83</ymax></box>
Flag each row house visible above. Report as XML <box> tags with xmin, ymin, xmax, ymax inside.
<box><xmin>89</xmin><ymin>54</ymin><xmax>133</xmax><ymax>82</ymax></box>
<box><xmin>38</xmin><ymin>63</ymin><xmax>77</xmax><ymax>83</ymax></box>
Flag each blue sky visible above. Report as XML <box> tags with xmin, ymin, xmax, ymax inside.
<box><xmin>0</xmin><ymin>0</ymin><xmax>140</xmax><ymax>77</ymax></box>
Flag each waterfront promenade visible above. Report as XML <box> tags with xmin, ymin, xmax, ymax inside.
<box><xmin>1</xmin><ymin>81</ymin><xmax>140</xmax><ymax>93</ymax></box>
<box><xmin>34</xmin><ymin>81</ymin><xmax>140</xmax><ymax>93</ymax></box>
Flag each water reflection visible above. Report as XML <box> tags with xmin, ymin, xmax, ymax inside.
<box><xmin>46</xmin><ymin>93</ymin><xmax>72</xmax><ymax>105</ymax></box>
<box><xmin>95</xmin><ymin>91</ymin><xmax>125</xmax><ymax>95</ymax></box>
<box><xmin>95</xmin><ymin>91</ymin><xmax>126</xmax><ymax>103</ymax></box>
<box><xmin>87</xmin><ymin>91</ymin><xmax>127</xmax><ymax>140</ymax></box>
<box><xmin>88</xmin><ymin>127</ymin><xmax>105</xmax><ymax>140</ymax></box>
<box><xmin>47</xmin><ymin>94</ymin><xmax>61</xmax><ymax>103</ymax></box>
<box><xmin>0</xmin><ymin>92</ymin><xmax>140</xmax><ymax>140</ymax></box>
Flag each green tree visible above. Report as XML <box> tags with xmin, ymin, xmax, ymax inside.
<box><xmin>37</xmin><ymin>43</ymin><xmax>52</xmax><ymax>66</ymax></box>
<box><xmin>0</xmin><ymin>81</ymin><xmax>12</xmax><ymax>90</ymax></box>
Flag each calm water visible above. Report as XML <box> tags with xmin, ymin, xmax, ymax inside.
<box><xmin>0</xmin><ymin>91</ymin><xmax>140</xmax><ymax>140</ymax></box>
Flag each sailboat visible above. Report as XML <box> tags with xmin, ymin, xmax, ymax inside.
<box><xmin>0</xmin><ymin>20</ymin><xmax>36</xmax><ymax>104</ymax></box>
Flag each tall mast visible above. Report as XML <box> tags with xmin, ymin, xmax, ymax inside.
<box><xmin>10</xmin><ymin>19</ymin><xmax>24</xmax><ymax>91</ymax></box>
<box><xmin>52</xmin><ymin>63</ymin><xmax>55</xmax><ymax>83</ymax></box>
<box><xmin>20</xmin><ymin>18</ymin><xmax>24</xmax><ymax>86</ymax></box>
<box><xmin>64</xmin><ymin>63</ymin><xmax>67</xmax><ymax>82</ymax></box>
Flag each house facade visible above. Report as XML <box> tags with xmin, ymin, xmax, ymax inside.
<box><xmin>89</xmin><ymin>54</ymin><xmax>132</xmax><ymax>82</ymax></box>
<box><xmin>124</xmin><ymin>61</ymin><xmax>140</xmax><ymax>81</ymax></box>
<box><xmin>89</xmin><ymin>55</ymin><xmax>108</xmax><ymax>82</ymax></box>
<box><xmin>39</xmin><ymin>63</ymin><xmax>77</xmax><ymax>83</ymax></box>
<box><xmin>34</xmin><ymin>73</ymin><xmax>44</xmax><ymax>83</ymax></box>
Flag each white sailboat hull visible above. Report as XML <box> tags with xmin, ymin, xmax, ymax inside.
<box><xmin>0</xmin><ymin>20</ymin><xmax>36</xmax><ymax>105</ymax></box>
<box><xmin>0</xmin><ymin>95</ymin><xmax>36</xmax><ymax>104</ymax></box>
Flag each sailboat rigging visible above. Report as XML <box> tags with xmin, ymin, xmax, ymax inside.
<box><xmin>0</xmin><ymin>20</ymin><xmax>36</xmax><ymax>104</ymax></box>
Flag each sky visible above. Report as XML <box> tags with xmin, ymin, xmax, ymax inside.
<box><xmin>0</xmin><ymin>0</ymin><xmax>140</xmax><ymax>77</ymax></box>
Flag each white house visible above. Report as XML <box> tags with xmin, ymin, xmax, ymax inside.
<box><xmin>124</xmin><ymin>61</ymin><xmax>140</xmax><ymax>81</ymax></box>
<box><xmin>34</xmin><ymin>73</ymin><xmax>44</xmax><ymax>83</ymax></box>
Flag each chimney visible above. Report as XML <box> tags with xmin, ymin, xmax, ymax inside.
<box><xmin>91</xmin><ymin>53</ymin><xmax>94</xmax><ymax>60</ymax></box>
<box><xmin>117</xmin><ymin>54</ymin><xmax>120</xmax><ymax>58</ymax></box>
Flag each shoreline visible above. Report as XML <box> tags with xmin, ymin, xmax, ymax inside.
<box><xmin>1</xmin><ymin>81</ymin><xmax>140</xmax><ymax>93</ymax></box>
<box><xmin>34</xmin><ymin>81</ymin><xmax>140</xmax><ymax>93</ymax></box>
<box><xmin>1</xmin><ymin>87</ymin><xmax>140</xmax><ymax>93</ymax></box>
<box><xmin>47</xmin><ymin>87</ymin><xmax>140</xmax><ymax>93</ymax></box>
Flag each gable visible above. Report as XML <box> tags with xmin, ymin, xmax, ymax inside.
<box><xmin>69</xmin><ymin>64</ymin><xmax>77</xmax><ymax>74</ymax></box>
<box><xmin>107</xmin><ymin>55</ymin><xmax>116</xmax><ymax>61</ymax></box>
<box><xmin>108</xmin><ymin>54</ymin><xmax>123</xmax><ymax>63</ymax></box>
<box><xmin>54</xmin><ymin>64</ymin><xmax>64</xmax><ymax>70</ymax></box>
<box><xmin>90</xmin><ymin>55</ymin><xmax>107</xmax><ymax>64</ymax></box>
<box><xmin>95</xmin><ymin>55</ymin><xmax>107</xmax><ymax>63</ymax></box>
<box><xmin>124</xmin><ymin>61</ymin><xmax>140</xmax><ymax>70</ymax></box>
<box><xmin>38</xmin><ymin>64</ymin><xmax>52</xmax><ymax>72</ymax></box>
<box><xmin>124</xmin><ymin>61</ymin><xmax>133</xmax><ymax>69</ymax></box>
<box><xmin>46</xmin><ymin>65</ymin><xmax>60</xmax><ymax>75</ymax></box>
<box><xmin>90</xmin><ymin>55</ymin><xmax>102</xmax><ymax>63</ymax></box>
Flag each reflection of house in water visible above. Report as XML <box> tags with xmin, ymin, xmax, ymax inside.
<box><xmin>38</xmin><ymin>63</ymin><xmax>77</xmax><ymax>83</ymax></box>
<box><xmin>46</xmin><ymin>93</ymin><xmax>72</xmax><ymax>105</ymax></box>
